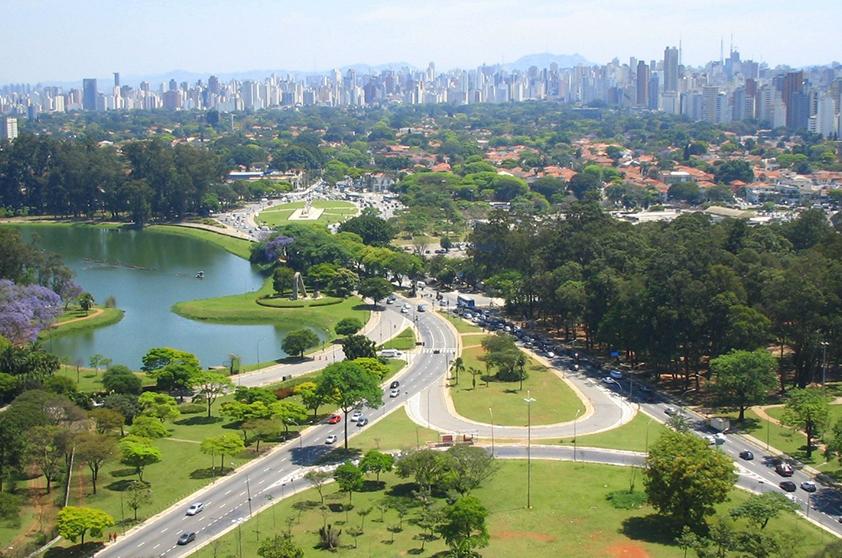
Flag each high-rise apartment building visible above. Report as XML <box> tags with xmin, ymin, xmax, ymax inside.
<box><xmin>664</xmin><ymin>47</ymin><xmax>679</xmax><ymax>92</ymax></box>
<box><xmin>1</xmin><ymin>116</ymin><xmax>18</xmax><ymax>140</ymax></box>
<box><xmin>636</xmin><ymin>60</ymin><xmax>649</xmax><ymax>107</ymax></box>
<box><xmin>782</xmin><ymin>71</ymin><xmax>804</xmax><ymax>128</ymax></box>
<box><xmin>82</xmin><ymin>78</ymin><xmax>98</xmax><ymax>111</ymax></box>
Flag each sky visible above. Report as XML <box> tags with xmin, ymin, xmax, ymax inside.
<box><xmin>2</xmin><ymin>0</ymin><xmax>839</xmax><ymax>85</ymax></box>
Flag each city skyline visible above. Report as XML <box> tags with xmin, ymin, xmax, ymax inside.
<box><xmin>2</xmin><ymin>0</ymin><xmax>840</xmax><ymax>84</ymax></box>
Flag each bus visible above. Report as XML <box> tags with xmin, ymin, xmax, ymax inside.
<box><xmin>457</xmin><ymin>295</ymin><xmax>475</xmax><ymax>308</ymax></box>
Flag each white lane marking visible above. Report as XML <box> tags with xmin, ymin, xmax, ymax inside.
<box><xmin>264</xmin><ymin>467</ymin><xmax>272</xmax><ymax>472</ymax></box>
<box><xmin>160</xmin><ymin>528</ymin><xmax>168</xmax><ymax>533</ymax></box>
<box><xmin>240</xmin><ymin>491</ymin><xmax>246</xmax><ymax>496</ymax></box>
<box><xmin>137</xmin><ymin>541</ymin><xmax>145</xmax><ymax>547</ymax></box>
<box><xmin>224</xmin><ymin>489</ymin><xmax>232</xmax><ymax>495</ymax></box>
<box><xmin>153</xmin><ymin>544</ymin><xmax>160</xmax><ymax>549</ymax></box>
<box><xmin>258</xmin><ymin>479</ymin><xmax>266</xmax><ymax>484</ymax></box>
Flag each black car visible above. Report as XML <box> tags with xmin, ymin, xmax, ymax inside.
<box><xmin>390</xmin><ymin>381</ymin><xmax>400</xmax><ymax>389</ymax></box>
<box><xmin>779</xmin><ymin>481</ymin><xmax>797</xmax><ymax>492</ymax></box>
<box><xmin>178</xmin><ymin>531</ymin><xmax>196</xmax><ymax>545</ymax></box>
<box><xmin>739</xmin><ymin>450</ymin><xmax>754</xmax><ymax>460</ymax></box>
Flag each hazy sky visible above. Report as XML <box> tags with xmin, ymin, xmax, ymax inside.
<box><xmin>2</xmin><ymin>0</ymin><xmax>838</xmax><ymax>84</ymax></box>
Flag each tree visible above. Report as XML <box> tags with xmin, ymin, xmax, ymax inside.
<box><xmin>148</xmin><ymin>363</ymin><xmax>200</xmax><ymax>399</ymax></box>
<box><xmin>56</xmin><ymin>506</ymin><xmax>114</xmax><ymax>544</ymax></box>
<box><xmin>334</xmin><ymin>461</ymin><xmax>364</xmax><ymax>503</ymax></box>
<box><xmin>129</xmin><ymin>415</ymin><xmax>170</xmax><ymax>439</ymax></box>
<box><xmin>710</xmin><ymin>349</ymin><xmax>778</xmax><ymax>420</ymax></box>
<box><xmin>89</xmin><ymin>407</ymin><xmax>126</xmax><ymax>435</ymax></box>
<box><xmin>730</xmin><ymin>492</ymin><xmax>799</xmax><ymax>530</ymax></box>
<box><xmin>199</xmin><ymin>433</ymin><xmax>246</xmax><ymax>472</ymax></box>
<box><xmin>0</xmin><ymin>280</ymin><xmax>63</xmax><ymax>344</ymax></box>
<box><xmin>101</xmin><ymin>365</ymin><xmax>142</xmax><ymax>395</ymax></box>
<box><xmin>282</xmin><ymin>329</ymin><xmax>320</xmax><ymax>358</ymax></box>
<box><xmin>78</xmin><ymin>292</ymin><xmax>95</xmax><ymax>315</ymax></box>
<box><xmin>28</xmin><ymin>425</ymin><xmax>64</xmax><ymax>494</ymax></box>
<box><xmin>119</xmin><ymin>437</ymin><xmax>162</xmax><ymax>482</ymax></box>
<box><xmin>644</xmin><ymin>430</ymin><xmax>737</xmax><ymax>528</ymax></box>
<box><xmin>444</xmin><ymin>445</ymin><xmax>499</xmax><ymax>496</ymax></box>
<box><xmin>395</xmin><ymin>449</ymin><xmax>448</xmax><ymax>490</ymax></box>
<box><xmin>141</xmin><ymin>347</ymin><xmax>200</xmax><ymax>372</ymax></box>
<box><xmin>138</xmin><ymin>392</ymin><xmax>180</xmax><ymax>422</ymax></box>
<box><xmin>257</xmin><ymin>534</ymin><xmax>304</xmax><ymax>558</ymax></box>
<box><xmin>359</xmin><ymin>450</ymin><xmax>394</xmax><ymax>482</ymax></box>
<box><xmin>358</xmin><ymin>277</ymin><xmax>393</xmax><ymax>307</ymax></box>
<box><xmin>194</xmin><ymin>372</ymin><xmax>234</xmax><ymax>417</ymax></box>
<box><xmin>304</xmin><ymin>469</ymin><xmax>332</xmax><ymax>506</ymax></box>
<box><xmin>75</xmin><ymin>431</ymin><xmax>117</xmax><ymax>495</ymax></box>
<box><xmin>567</xmin><ymin>172</ymin><xmax>602</xmax><ymax>199</ymax></box>
<box><xmin>101</xmin><ymin>394</ymin><xmax>139</xmax><ymax>427</ymax></box>
<box><xmin>335</xmin><ymin>317</ymin><xmax>364</xmax><ymax>336</ymax></box>
<box><xmin>0</xmin><ymin>415</ymin><xmax>27</xmax><ymax>492</ymax></box>
<box><xmin>273</xmin><ymin>266</ymin><xmax>296</xmax><ymax>295</ymax></box>
<box><xmin>780</xmin><ymin>387</ymin><xmax>831</xmax><ymax>459</ymax></box>
<box><xmin>451</xmin><ymin>356</ymin><xmax>465</xmax><ymax>385</ymax></box>
<box><xmin>125</xmin><ymin>480</ymin><xmax>152</xmax><ymax>521</ymax></box>
<box><xmin>437</xmin><ymin>496</ymin><xmax>490</xmax><ymax>558</ymax></box>
<box><xmin>316</xmin><ymin>362</ymin><xmax>383</xmax><ymax>449</ymax></box>
<box><xmin>88</xmin><ymin>354</ymin><xmax>104</xmax><ymax>375</ymax></box>
<box><xmin>351</xmin><ymin>357</ymin><xmax>389</xmax><ymax>380</ymax></box>
<box><xmin>338</xmin><ymin>214</ymin><xmax>396</xmax><ymax>246</ymax></box>
<box><xmin>270</xmin><ymin>400</ymin><xmax>308</xmax><ymax>437</ymax></box>
<box><xmin>714</xmin><ymin>160</ymin><xmax>754</xmax><ymax>185</ymax></box>
<box><xmin>340</xmin><ymin>334</ymin><xmax>376</xmax><ymax>361</ymax></box>
<box><xmin>294</xmin><ymin>381</ymin><xmax>330</xmax><ymax>419</ymax></box>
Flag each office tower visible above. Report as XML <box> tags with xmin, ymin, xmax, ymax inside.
<box><xmin>648</xmin><ymin>74</ymin><xmax>660</xmax><ymax>110</ymax></box>
<box><xmin>82</xmin><ymin>78</ymin><xmax>98</xmax><ymax>110</ymax></box>
<box><xmin>782</xmin><ymin>71</ymin><xmax>804</xmax><ymax>128</ymax></box>
<box><xmin>208</xmin><ymin>75</ymin><xmax>220</xmax><ymax>95</ymax></box>
<box><xmin>702</xmin><ymin>86</ymin><xmax>719</xmax><ymax>123</ymax></box>
<box><xmin>113</xmin><ymin>72</ymin><xmax>120</xmax><ymax>88</ymax></box>
<box><xmin>636</xmin><ymin>60</ymin><xmax>649</xmax><ymax>106</ymax></box>
<box><xmin>664</xmin><ymin>46</ymin><xmax>679</xmax><ymax>92</ymax></box>
<box><xmin>1</xmin><ymin>116</ymin><xmax>18</xmax><ymax>140</ymax></box>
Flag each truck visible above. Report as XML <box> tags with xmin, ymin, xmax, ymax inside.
<box><xmin>709</xmin><ymin>417</ymin><xmax>730</xmax><ymax>433</ymax></box>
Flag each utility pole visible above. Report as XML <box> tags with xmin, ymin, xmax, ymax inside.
<box><xmin>523</xmin><ymin>391</ymin><xmax>536</xmax><ymax>509</ymax></box>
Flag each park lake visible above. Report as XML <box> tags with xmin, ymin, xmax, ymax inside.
<box><xmin>18</xmin><ymin>225</ymin><xmax>319</xmax><ymax>369</ymax></box>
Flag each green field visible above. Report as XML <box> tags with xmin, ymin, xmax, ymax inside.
<box><xmin>378</xmin><ymin>327</ymin><xmax>416</xmax><ymax>351</ymax></box>
<box><xmin>38</xmin><ymin>307</ymin><xmax>124</xmax><ymax>341</ymax></box>
<box><xmin>188</xmin><ymin>459</ymin><xmax>827</xmax><ymax>558</ymax></box>
<box><xmin>257</xmin><ymin>200</ymin><xmax>358</xmax><ymax>227</ymax></box>
<box><xmin>149</xmin><ymin>225</ymin><xmax>255</xmax><ymax>259</ymax></box>
<box><xmin>349</xmin><ymin>406</ymin><xmax>441</xmax><ymax>452</ymax></box>
<box><xmin>450</xmin><ymin>345</ymin><xmax>584</xmax><ymax>426</ymax></box>
<box><xmin>534</xmin><ymin>410</ymin><xmax>671</xmax><ymax>453</ymax></box>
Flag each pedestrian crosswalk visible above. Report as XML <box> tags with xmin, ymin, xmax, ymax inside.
<box><xmin>419</xmin><ymin>348</ymin><xmax>457</xmax><ymax>354</ymax></box>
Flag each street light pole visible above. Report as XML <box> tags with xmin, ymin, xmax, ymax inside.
<box><xmin>233</xmin><ymin>462</ymin><xmax>253</xmax><ymax>518</ymax></box>
<box><xmin>489</xmin><ymin>407</ymin><xmax>495</xmax><ymax>458</ymax></box>
<box><xmin>524</xmin><ymin>391</ymin><xmax>536</xmax><ymax>509</ymax></box>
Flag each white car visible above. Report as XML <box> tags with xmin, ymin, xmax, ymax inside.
<box><xmin>389</xmin><ymin>388</ymin><xmax>400</xmax><ymax>398</ymax></box>
<box><xmin>350</xmin><ymin>410</ymin><xmax>363</xmax><ymax>422</ymax></box>
<box><xmin>186</xmin><ymin>502</ymin><xmax>204</xmax><ymax>516</ymax></box>
<box><xmin>325</xmin><ymin>435</ymin><xmax>338</xmax><ymax>445</ymax></box>
<box><xmin>400</xmin><ymin>306</ymin><xmax>409</xmax><ymax>314</ymax></box>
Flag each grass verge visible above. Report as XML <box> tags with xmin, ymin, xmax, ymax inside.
<box><xmin>149</xmin><ymin>224</ymin><xmax>254</xmax><ymax>259</ymax></box>
<box><xmin>379</xmin><ymin>328</ymin><xmax>416</xmax><ymax>351</ymax></box>
<box><xmin>38</xmin><ymin>307</ymin><xmax>124</xmax><ymax>341</ymax></box>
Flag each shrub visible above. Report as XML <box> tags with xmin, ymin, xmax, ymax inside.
<box><xmin>273</xmin><ymin>387</ymin><xmax>295</xmax><ymax>400</ymax></box>
<box><xmin>606</xmin><ymin>490</ymin><xmax>648</xmax><ymax>510</ymax></box>
<box><xmin>178</xmin><ymin>403</ymin><xmax>205</xmax><ymax>414</ymax></box>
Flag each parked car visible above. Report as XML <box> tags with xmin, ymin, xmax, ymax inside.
<box><xmin>609</xmin><ymin>370</ymin><xmax>623</xmax><ymax>380</ymax></box>
<box><xmin>739</xmin><ymin>450</ymin><xmax>754</xmax><ymax>460</ymax></box>
<box><xmin>801</xmin><ymin>481</ymin><xmax>817</xmax><ymax>492</ymax></box>
<box><xmin>177</xmin><ymin>532</ymin><xmax>197</xmax><ymax>545</ymax></box>
<box><xmin>325</xmin><ymin>435</ymin><xmax>338</xmax><ymax>444</ymax></box>
<box><xmin>186</xmin><ymin>502</ymin><xmax>204</xmax><ymax>516</ymax></box>
<box><xmin>779</xmin><ymin>481</ymin><xmax>797</xmax><ymax>492</ymax></box>
<box><xmin>328</xmin><ymin>415</ymin><xmax>341</xmax><ymax>424</ymax></box>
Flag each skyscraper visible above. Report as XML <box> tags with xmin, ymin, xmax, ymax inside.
<box><xmin>1</xmin><ymin>116</ymin><xmax>18</xmax><ymax>140</ymax></box>
<box><xmin>663</xmin><ymin>47</ymin><xmax>679</xmax><ymax>92</ymax></box>
<box><xmin>82</xmin><ymin>78</ymin><xmax>98</xmax><ymax>111</ymax></box>
<box><xmin>113</xmin><ymin>72</ymin><xmax>120</xmax><ymax>88</ymax></box>
<box><xmin>782</xmin><ymin>71</ymin><xmax>804</xmax><ymax>128</ymax></box>
<box><xmin>636</xmin><ymin>60</ymin><xmax>650</xmax><ymax>106</ymax></box>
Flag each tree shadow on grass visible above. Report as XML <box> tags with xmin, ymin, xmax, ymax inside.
<box><xmin>385</xmin><ymin>483</ymin><xmax>417</xmax><ymax>498</ymax></box>
<box><xmin>108</xmin><ymin>468</ymin><xmax>137</xmax><ymax>479</ymax></box>
<box><xmin>361</xmin><ymin>480</ymin><xmax>385</xmax><ymax>493</ymax></box>
<box><xmin>104</xmin><ymin>479</ymin><xmax>137</xmax><ymax>492</ymax></box>
<box><xmin>175</xmin><ymin>415</ymin><xmax>223</xmax><ymax>426</ymax></box>
<box><xmin>728</xmin><ymin>417</ymin><xmax>762</xmax><ymax>434</ymax></box>
<box><xmin>190</xmin><ymin>467</ymin><xmax>226</xmax><ymax>480</ymax></box>
<box><xmin>45</xmin><ymin>542</ymin><xmax>105</xmax><ymax>558</ymax></box>
<box><xmin>621</xmin><ymin>514</ymin><xmax>680</xmax><ymax>546</ymax></box>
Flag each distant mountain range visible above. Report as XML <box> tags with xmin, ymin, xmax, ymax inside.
<box><xmin>34</xmin><ymin>54</ymin><xmax>592</xmax><ymax>90</ymax></box>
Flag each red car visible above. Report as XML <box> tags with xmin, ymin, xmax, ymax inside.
<box><xmin>328</xmin><ymin>415</ymin><xmax>341</xmax><ymax>424</ymax></box>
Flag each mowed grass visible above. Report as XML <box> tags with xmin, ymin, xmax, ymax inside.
<box><xmin>379</xmin><ymin>327</ymin><xmax>416</xmax><ymax>351</ymax></box>
<box><xmin>258</xmin><ymin>200</ymin><xmax>358</xmax><ymax>227</ymax></box>
<box><xmin>189</xmin><ymin>460</ymin><xmax>828</xmax><ymax>558</ymax></box>
<box><xmin>54</xmin><ymin>365</ymin><xmax>155</xmax><ymax>393</ymax></box>
<box><xmin>450</xmin><ymin>345</ymin><xmax>584</xmax><ymax>426</ymax></box>
<box><xmin>39</xmin><ymin>307</ymin><xmax>124</xmax><ymax>341</ymax></box>
<box><xmin>172</xmin><ymin>277</ymin><xmax>369</xmax><ymax>338</ymax></box>
<box><xmin>525</xmin><ymin>410</ymin><xmax>672</xmax><ymax>453</ymax></box>
<box><xmin>150</xmin><ymin>224</ymin><xmax>255</xmax><ymax>259</ymax></box>
<box><xmin>350</xmin><ymin>406</ymin><xmax>441</xmax><ymax>452</ymax></box>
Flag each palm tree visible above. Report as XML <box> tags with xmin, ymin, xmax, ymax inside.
<box><xmin>451</xmin><ymin>357</ymin><xmax>465</xmax><ymax>386</ymax></box>
<box><xmin>78</xmin><ymin>292</ymin><xmax>95</xmax><ymax>315</ymax></box>
<box><xmin>467</xmin><ymin>367</ymin><xmax>482</xmax><ymax>390</ymax></box>
<box><xmin>516</xmin><ymin>353</ymin><xmax>528</xmax><ymax>391</ymax></box>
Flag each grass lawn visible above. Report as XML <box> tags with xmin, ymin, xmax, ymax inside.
<box><xmin>350</xmin><ymin>406</ymin><xmax>441</xmax><ymax>453</ymax></box>
<box><xmin>258</xmin><ymin>201</ymin><xmax>358</xmax><ymax>227</ymax></box>
<box><xmin>522</xmin><ymin>411</ymin><xmax>672</xmax><ymax>453</ymax></box>
<box><xmin>54</xmin><ymin>365</ymin><xmax>154</xmax><ymax>393</ymax></box>
<box><xmin>450</xmin><ymin>345</ymin><xmax>583</xmax><ymax>426</ymax></box>
<box><xmin>38</xmin><ymin>306</ymin><xmax>124</xmax><ymax>341</ymax></box>
<box><xmin>150</xmin><ymin>224</ymin><xmax>254</xmax><ymax>259</ymax></box>
<box><xmin>188</xmin><ymin>460</ymin><xmax>828</xmax><ymax>558</ymax></box>
<box><xmin>172</xmin><ymin>278</ymin><xmax>369</xmax><ymax>343</ymax></box>
<box><xmin>378</xmin><ymin>327</ymin><xmax>416</xmax><ymax>351</ymax></box>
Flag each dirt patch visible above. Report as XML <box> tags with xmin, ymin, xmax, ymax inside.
<box><xmin>607</xmin><ymin>542</ymin><xmax>652</xmax><ymax>558</ymax></box>
<box><xmin>494</xmin><ymin>531</ymin><xmax>555</xmax><ymax>543</ymax></box>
